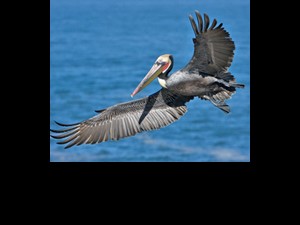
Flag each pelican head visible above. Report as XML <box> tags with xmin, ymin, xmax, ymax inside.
<box><xmin>131</xmin><ymin>54</ymin><xmax>173</xmax><ymax>97</ymax></box>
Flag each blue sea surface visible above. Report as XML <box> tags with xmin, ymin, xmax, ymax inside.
<box><xmin>50</xmin><ymin>0</ymin><xmax>250</xmax><ymax>162</ymax></box>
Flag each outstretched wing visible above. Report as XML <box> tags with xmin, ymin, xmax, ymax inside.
<box><xmin>184</xmin><ymin>11</ymin><xmax>235</xmax><ymax>75</ymax></box>
<box><xmin>50</xmin><ymin>89</ymin><xmax>191</xmax><ymax>148</ymax></box>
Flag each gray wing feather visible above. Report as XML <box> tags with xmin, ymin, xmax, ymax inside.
<box><xmin>184</xmin><ymin>11</ymin><xmax>235</xmax><ymax>75</ymax></box>
<box><xmin>50</xmin><ymin>89</ymin><xmax>191</xmax><ymax>148</ymax></box>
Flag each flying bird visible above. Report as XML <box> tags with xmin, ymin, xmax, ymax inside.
<box><xmin>50</xmin><ymin>10</ymin><xmax>244</xmax><ymax>148</ymax></box>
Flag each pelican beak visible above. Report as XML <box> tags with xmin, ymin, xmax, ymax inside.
<box><xmin>131</xmin><ymin>62</ymin><xmax>166</xmax><ymax>97</ymax></box>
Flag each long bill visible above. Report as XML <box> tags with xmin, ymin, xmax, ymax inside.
<box><xmin>131</xmin><ymin>62</ymin><xmax>166</xmax><ymax>97</ymax></box>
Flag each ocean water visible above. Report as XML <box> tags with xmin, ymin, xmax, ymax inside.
<box><xmin>50</xmin><ymin>0</ymin><xmax>250</xmax><ymax>162</ymax></box>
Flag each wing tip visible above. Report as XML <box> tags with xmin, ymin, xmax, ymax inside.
<box><xmin>189</xmin><ymin>14</ymin><xmax>199</xmax><ymax>36</ymax></box>
<box><xmin>190</xmin><ymin>10</ymin><xmax>214</xmax><ymax>35</ymax></box>
<box><xmin>195</xmin><ymin>10</ymin><xmax>201</xmax><ymax>21</ymax></box>
<box><xmin>203</xmin><ymin>13</ymin><xmax>210</xmax><ymax>31</ymax></box>
<box><xmin>54</xmin><ymin>120</ymin><xmax>80</xmax><ymax>127</ymax></box>
<box><xmin>95</xmin><ymin>109</ymin><xmax>106</xmax><ymax>113</ymax></box>
<box><xmin>190</xmin><ymin>10</ymin><xmax>223</xmax><ymax>33</ymax></box>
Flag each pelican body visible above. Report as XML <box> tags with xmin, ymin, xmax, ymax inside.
<box><xmin>51</xmin><ymin>11</ymin><xmax>244</xmax><ymax>148</ymax></box>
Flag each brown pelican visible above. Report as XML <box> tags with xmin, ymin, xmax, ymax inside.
<box><xmin>50</xmin><ymin>10</ymin><xmax>244</xmax><ymax>149</ymax></box>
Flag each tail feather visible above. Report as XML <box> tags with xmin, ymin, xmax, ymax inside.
<box><xmin>216</xmin><ymin>71</ymin><xmax>245</xmax><ymax>89</ymax></box>
<box><xmin>212</xmin><ymin>88</ymin><xmax>234</xmax><ymax>102</ymax></box>
<box><xmin>209</xmin><ymin>98</ymin><xmax>230</xmax><ymax>113</ymax></box>
<box><xmin>200</xmin><ymin>88</ymin><xmax>234</xmax><ymax>113</ymax></box>
<box><xmin>216</xmin><ymin>71</ymin><xmax>234</xmax><ymax>82</ymax></box>
<box><xmin>229</xmin><ymin>82</ymin><xmax>245</xmax><ymax>88</ymax></box>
